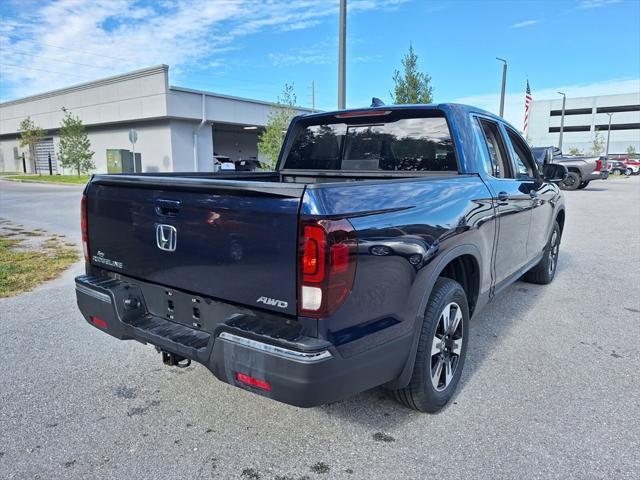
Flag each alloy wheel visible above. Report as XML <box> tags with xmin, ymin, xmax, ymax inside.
<box><xmin>430</xmin><ymin>302</ymin><xmax>464</xmax><ymax>392</ymax></box>
<box><xmin>548</xmin><ymin>229</ymin><xmax>559</xmax><ymax>275</ymax></box>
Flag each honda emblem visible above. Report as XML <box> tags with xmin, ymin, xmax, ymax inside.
<box><xmin>156</xmin><ymin>224</ymin><xmax>177</xmax><ymax>252</ymax></box>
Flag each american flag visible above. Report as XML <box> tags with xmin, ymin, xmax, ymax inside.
<box><xmin>523</xmin><ymin>80</ymin><xmax>533</xmax><ymax>133</ymax></box>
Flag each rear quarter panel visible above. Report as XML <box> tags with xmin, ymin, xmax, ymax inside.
<box><xmin>301</xmin><ymin>175</ymin><xmax>496</xmax><ymax>357</ymax></box>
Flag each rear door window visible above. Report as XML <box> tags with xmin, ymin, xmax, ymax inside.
<box><xmin>283</xmin><ymin>112</ymin><xmax>457</xmax><ymax>172</ymax></box>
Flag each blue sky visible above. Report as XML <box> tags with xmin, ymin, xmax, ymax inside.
<box><xmin>1</xmin><ymin>0</ymin><xmax>639</xmax><ymax>128</ymax></box>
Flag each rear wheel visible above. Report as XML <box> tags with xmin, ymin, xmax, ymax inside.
<box><xmin>393</xmin><ymin>278</ymin><xmax>468</xmax><ymax>413</ymax></box>
<box><xmin>524</xmin><ymin>221</ymin><xmax>561</xmax><ymax>285</ymax></box>
<box><xmin>560</xmin><ymin>172</ymin><xmax>580</xmax><ymax>190</ymax></box>
<box><xmin>577</xmin><ymin>181</ymin><xmax>590</xmax><ymax>189</ymax></box>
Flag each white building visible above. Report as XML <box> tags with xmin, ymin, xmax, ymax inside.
<box><xmin>0</xmin><ymin>65</ymin><xmax>311</xmax><ymax>174</ymax></box>
<box><xmin>527</xmin><ymin>92</ymin><xmax>640</xmax><ymax>155</ymax></box>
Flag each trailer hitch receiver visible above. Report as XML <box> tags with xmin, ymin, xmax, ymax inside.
<box><xmin>161</xmin><ymin>350</ymin><xmax>191</xmax><ymax>368</ymax></box>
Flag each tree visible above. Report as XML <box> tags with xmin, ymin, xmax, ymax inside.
<box><xmin>568</xmin><ymin>147</ymin><xmax>583</xmax><ymax>156</ymax></box>
<box><xmin>590</xmin><ymin>131</ymin><xmax>605</xmax><ymax>156</ymax></box>
<box><xmin>58</xmin><ymin>108</ymin><xmax>94</xmax><ymax>176</ymax></box>
<box><xmin>257</xmin><ymin>84</ymin><xmax>297</xmax><ymax>169</ymax></box>
<box><xmin>391</xmin><ymin>44</ymin><xmax>434</xmax><ymax>104</ymax></box>
<box><xmin>626</xmin><ymin>145</ymin><xmax>637</xmax><ymax>157</ymax></box>
<box><xmin>18</xmin><ymin>117</ymin><xmax>46</xmax><ymax>173</ymax></box>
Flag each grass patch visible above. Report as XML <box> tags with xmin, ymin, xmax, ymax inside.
<box><xmin>0</xmin><ymin>235</ymin><xmax>79</xmax><ymax>298</ymax></box>
<box><xmin>3</xmin><ymin>175</ymin><xmax>90</xmax><ymax>185</ymax></box>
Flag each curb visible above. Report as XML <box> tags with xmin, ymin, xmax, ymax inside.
<box><xmin>0</xmin><ymin>178</ymin><xmax>87</xmax><ymax>187</ymax></box>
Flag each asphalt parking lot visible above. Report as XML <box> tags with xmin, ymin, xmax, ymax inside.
<box><xmin>0</xmin><ymin>177</ymin><xmax>638</xmax><ymax>480</ymax></box>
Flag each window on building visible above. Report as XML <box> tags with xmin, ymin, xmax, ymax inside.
<box><xmin>548</xmin><ymin>126</ymin><xmax>591</xmax><ymax>133</ymax></box>
<box><xmin>596</xmin><ymin>105</ymin><xmax>640</xmax><ymax>114</ymax></box>
<box><xmin>550</xmin><ymin>108</ymin><xmax>593</xmax><ymax>116</ymax></box>
<box><xmin>594</xmin><ymin>123</ymin><xmax>640</xmax><ymax>131</ymax></box>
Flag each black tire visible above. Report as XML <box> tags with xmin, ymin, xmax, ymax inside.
<box><xmin>392</xmin><ymin>278</ymin><xmax>469</xmax><ymax>413</ymax></box>
<box><xmin>612</xmin><ymin>168</ymin><xmax>622</xmax><ymax>175</ymax></box>
<box><xmin>524</xmin><ymin>221</ymin><xmax>561</xmax><ymax>285</ymax></box>
<box><xmin>577</xmin><ymin>181</ymin><xmax>590</xmax><ymax>189</ymax></box>
<box><xmin>560</xmin><ymin>172</ymin><xmax>581</xmax><ymax>190</ymax></box>
<box><xmin>625</xmin><ymin>168</ymin><xmax>632</xmax><ymax>176</ymax></box>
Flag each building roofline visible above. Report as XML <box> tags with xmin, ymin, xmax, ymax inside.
<box><xmin>0</xmin><ymin>65</ymin><xmax>169</xmax><ymax>107</ymax></box>
<box><xmin>168</xmin><ymin>85</ymin><xmax>314</xmax><ymax>112</ymax></box>
<box><xmin>531</xmin><ymin>91</ymin><xmax>640</xmax><ymax>104</ymax></box>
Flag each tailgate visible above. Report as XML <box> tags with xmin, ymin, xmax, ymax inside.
<box><xmin>85</xmin><ymin>177</ymin><xmax>304</xmax><ymax>316</ymax></box>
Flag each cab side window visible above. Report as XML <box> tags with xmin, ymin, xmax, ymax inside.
<box><xmin>505</xmin><ymin>128</ymin><xmax>536</xmax><ymax>179</ymax></box>
<box><xmin>477</xmin><ymin>119</ymin><xmax>511</xmax><ymax>178</ymax></box>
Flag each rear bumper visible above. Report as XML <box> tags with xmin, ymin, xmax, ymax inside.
<box><xmin>75</xmin><ymin>275</ymin><xmax>408</xmax><ymax>407</ymax></box>
<box><xmin>584</xmin><ymin>170</ymin><xmax>607</xmax><ymax>182</ymax></box>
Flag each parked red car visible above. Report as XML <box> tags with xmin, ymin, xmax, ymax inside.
<box><xmin>624</xmin><ymin>158</ymin><xmax>640</xmax><ymax>175</ymax></box>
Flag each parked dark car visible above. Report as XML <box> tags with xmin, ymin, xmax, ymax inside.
<box><xmin>607</xmin><ymin>160</ymin><xmax>628</xmax><ymax>175</ymax></box>
<box><xmin>75</xmin><ymin>104</ymin><xmax>566</xmax><ymax>413</ymax></box>
<box><xmin>531</xmin><ymin>146</ymin><xmax>604</xmax><ymax>190</ymax></box>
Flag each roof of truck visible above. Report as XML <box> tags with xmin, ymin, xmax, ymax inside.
<box><xmin>302</xmin><ymin>102</ymin><xmax>502</xmax><ymax>122</ymax></box>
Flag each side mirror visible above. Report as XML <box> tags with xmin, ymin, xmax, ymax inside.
<box><xmin>543</xmin><ymin>163</ymin><xmax>568</xmax><ymax>183</ymax></box>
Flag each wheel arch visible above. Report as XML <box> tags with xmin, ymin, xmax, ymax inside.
<box><xmin>567</xmin><ymin>166</ymin><xmax>582</xmax><ymax>177</ymax></box>
<box><xmin>556</xmin><ymin>208</ymin><xmax>566</xmax><ymax>235</ymax></box>
<box><xmin>387</xmin><ymin>244</ymin><xmax>482</xmax><ymax>390</ymax></box>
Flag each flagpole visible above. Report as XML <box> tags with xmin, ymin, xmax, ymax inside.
<box><xmin>524</xmin><ymin>80</ymin><xmax>532</xmax><ymax>138</ymax></box>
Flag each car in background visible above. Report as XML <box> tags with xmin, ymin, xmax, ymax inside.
<box><xmin>623</xmin><ymin>158</ymin><xmax>640</xmax><ymax>175</ymax></box>
<box><xmin>531</xmin><ymin>147</ymin><xmax>605</xmax><ymax>190</ymax></box>
<box><xmin>607</xmin><ymin>160</ymin><xmax>628</xmax><ymax>175</ymax></box>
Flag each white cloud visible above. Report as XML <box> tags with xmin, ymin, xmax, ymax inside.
<box><xmin>578</xmin><ymin>0</ymin><xmax>622</xmax><ymax>9</ymax></box>
<box><xmin>453</xmin><ymin>78</ymin><xmax>640</xmax><ymax>129</ymax></box>
<box><xmin>0</xmin><ymin>0</ymin><xmax>408</xmax><ymax>101</ymax></box>
<box><xmin>510</xmin><ymin>19</ymin><xmax>539</xmax><ymax>28</ymax></box>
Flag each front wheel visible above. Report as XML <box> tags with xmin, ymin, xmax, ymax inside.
<box><xmin>393</xmin><ymin>278</ymin><xmax>469</xmax><ymax>413</ymax></box>
<box><xmin>524</xmin><ymin>221</ymin><xmax>561</xmax><ymax>284</ymax></box>
<box><xmin>577</xmin><ymin>181</ymin><xmax>590</xmax><ymax>189</ymax></box>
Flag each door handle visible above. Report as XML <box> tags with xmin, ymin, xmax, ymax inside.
<box><xmin>155</xmin><ymin>199</ymin><xmax>181</xmax><ymax>217</ymax></box>
<box><xmin>497</xmin><ymin>191</ymin><xmax>509</xmax><ymax>202</ymax></box>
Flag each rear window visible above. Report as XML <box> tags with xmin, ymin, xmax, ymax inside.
<box><xmin>282</xmin><ymin>112</ymin><xmax>457</xmax><ymax>172</ymax></box>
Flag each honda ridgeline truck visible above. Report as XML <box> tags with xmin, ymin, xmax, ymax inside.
<box><xmin>75</xmin><ymin>104</ymin><xmax>567</xmax><ymax>413</ymax></box>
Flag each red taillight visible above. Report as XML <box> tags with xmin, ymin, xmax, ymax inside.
<box><xmin>298</xmin><ymin>219</ymin><xmax>357</xmax><ymax>318</ymax></box>
<box><xmin>236</xmin><ymin>372</ymin><xmax>271</xmax><ymax>391</ymax></box>
<box><xmin>302</xmin><ymin>225</ymin><xmax>326</xmax><ymax>281</ymax></box>
<box><xmin>90</xmin><ymin>316</ymin><xmax>107</xmax><ymax>329</ymax></box>
<box><xmin>595</xmin><ymin>159</ymin><xmax>602</xmax><ymax>171</ymax></box>
<box><xmin>81</xmin><ymin>194</ymin><xmax>89</xmax><ymax>261</ymax></box>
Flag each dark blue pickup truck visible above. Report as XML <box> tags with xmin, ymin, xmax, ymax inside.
<box><xmin>76</xmin><ymin>104</ymin><xmax>566</xmax><ymax>413</ymax></box>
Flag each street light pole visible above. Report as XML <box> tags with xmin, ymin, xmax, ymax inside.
<box><xmin>338</xmin><ymin>0</ymin><xmax>347</xmax><ymax>109</ymax></box>
<box><xmin>605</xmin><ymin>113</ymin><xmax>613</xmax><ymax>161</ymax></box>
<box><xmin>496</xmin><ymin>57</ymin><xmax>507</xmax><ymax>117</ymax></box>
<box><xmin>558</xmin><ymin>92</ymin><xmax>566</xmax><ymax>153</ymax></box>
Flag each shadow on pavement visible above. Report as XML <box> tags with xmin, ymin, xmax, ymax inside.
<box><xmin>316</xmin><ymin>250</ymin><xmax>573</xmax><ymax>428</ymax></box>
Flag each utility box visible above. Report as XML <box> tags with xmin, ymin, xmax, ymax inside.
<box><xmin>106</xmin><ymin>149</ymin><xmax>142</xmax><ymax>173</ymax></box>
